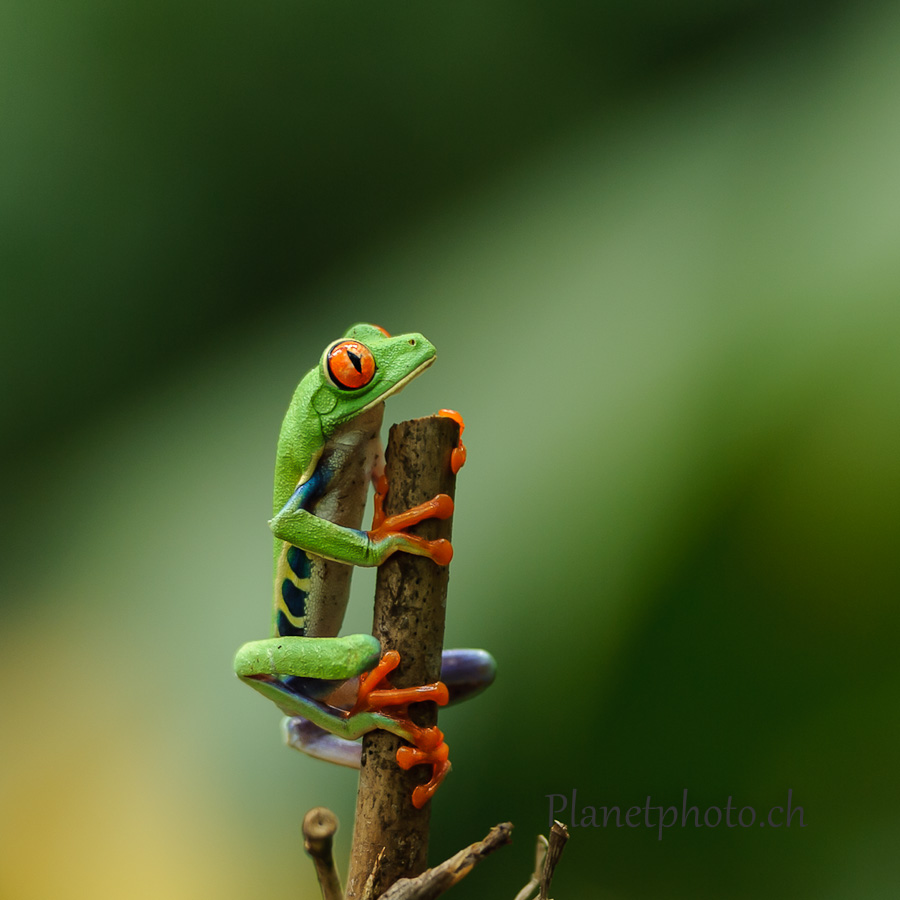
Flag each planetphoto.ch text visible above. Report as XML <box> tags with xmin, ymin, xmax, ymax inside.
<box><xmin>546</xmin><ymin>789</ymin><xmax>806</xmax><ymax>840</ymax></box>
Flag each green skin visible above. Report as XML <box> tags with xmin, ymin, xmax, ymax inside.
<box><xmin>233</xmin><ymin>324</ymin><xmax>449</xmax><ymax>752</ymax></box>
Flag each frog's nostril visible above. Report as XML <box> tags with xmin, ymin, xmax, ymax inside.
<box><xmin>408</xmin><ymin>339</ymin><xmax>416</xmax><ymax>346</ymax></box>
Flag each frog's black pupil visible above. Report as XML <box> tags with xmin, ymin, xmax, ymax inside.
<box><xmin>347</xmin><ymin>350</ymin><xmax>363</xmax><ymax>373</ymax></box>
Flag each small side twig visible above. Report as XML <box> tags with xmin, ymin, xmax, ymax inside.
<box><xmin>538</xmin><ymin>821</ymin><xmax>569</xmax><ymax>899</ymax></box>
<box><xmin>361</xmin><ymin>849</ymin><xmax>386</xmax><ymax>900</ymax></box>
<box><xmin>302</xmin><ymin>807</ymin><xmax>343</xmax><ymax>900</ymax></box>
<box><xmin>513</xmin><ymin>821</ymin><xmax>569</xmax><ymax>900</ymax></box>
<box><xmin>512</xmin><ymin>834</ymin><xmax>548</xmax><ymax>900</ymax></box>
<box><xmin>377</xmin><ymin>822</ymin><xmax>514</xmax><ymax>900</ymax></box>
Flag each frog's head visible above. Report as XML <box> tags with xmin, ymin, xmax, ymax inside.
<box><xmin>312</xmin><ymin>323</ymin><xmax>436</xmax><ymax>428</ymax></box>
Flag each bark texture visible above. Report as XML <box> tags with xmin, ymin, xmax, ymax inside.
<box><xmin>344</xmin><ymin>415</ymin><xmax>460</xmax><ymax>900</ymax></box>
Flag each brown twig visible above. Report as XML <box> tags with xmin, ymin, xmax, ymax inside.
<box><xmin>512</xmin><ymin>834</ymin><xmax>548</xmax><ymax>900</ymax></box>
<box><xmin>512</xmin><ymin>821</ymin><xmax>569</xmax><ymax>900</ymax></box>
<box><xmin>538</xmin><ymin>821</ymin><xmax>569</xmax><ymax>900</ymax></box>
<box><xmin>344</xmin><ymin>415</ymin><xmax>460</xmax><ymax>899</ymax></box>
<box><xmin>360</xmin><ymin>848</ymin><xmax>386</xmax><ymax>900</ymax></box>
<box><xmin>302</xmin><ymin>807</ymin><xmax>343</xmax><ymax>900</ymax></box>
<box><xmin>378</xmin><ymin>822</ymin><xmax>514</xmax><ymax>900</ymax></box>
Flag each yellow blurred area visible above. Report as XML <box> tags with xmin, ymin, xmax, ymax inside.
<box><xmin>0</xmin><ymin>622</ymin><xmax>262</xmax><ymax>899</ymax></box>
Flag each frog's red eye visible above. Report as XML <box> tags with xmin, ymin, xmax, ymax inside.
<box><xmin>326</xmin><ymin>340</ymin><xmax>376</xmax><ymax>390</ymax></box>
<box><xmin>373</xmin><ymin>324</ymin><xmax>390</xmax><ymax>337</ymax></box>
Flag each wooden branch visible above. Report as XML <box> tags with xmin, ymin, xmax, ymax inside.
<box><xmin>377</xmin><ymin>822</ymin><xmax>514</xmax><ymax>900</ymax></box>
<box><xmin>302</xmin><ymin>807</ymin><xmax>343</xmax><ymax>900</ymax></box>
<box><xmin>344</xmin><ymin>415</ymin><xmax>461</xmax><ymax>900</ymax></box>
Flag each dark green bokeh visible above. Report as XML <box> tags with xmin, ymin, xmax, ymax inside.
<box><xmin>3</xmin><ymin>2</ymin><xmax>899</xmax><ymax>898</ymax></box>
<box><xmin>1</xmin><ymin>0</ymin><xmax>839</xmax><ymax>460</ymax></box>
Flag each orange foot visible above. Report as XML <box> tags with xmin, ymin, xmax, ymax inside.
<box><xmin>437</xmin><ymin>409</ymin><xmax>467</xmax><ymax>474</ymax></box>
<box><xmin>349</xmin><ymin>650</ymin><xmax>452</xmax><ymax>808</ymax></box>
<box><xmin>397</xmin><ymin>729</ymin><xmax>451</xmax><ymax>808</ymax></box>
<box><xmin>369</xmin><ymin>475</ymin><xmax>454</xmax><ymax>565</ymax></box>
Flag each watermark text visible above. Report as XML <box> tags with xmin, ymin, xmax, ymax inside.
<box><xmin>546</xmin><ymin>789</ymin><xmax>806</xmax><ymax>840</ymax></box>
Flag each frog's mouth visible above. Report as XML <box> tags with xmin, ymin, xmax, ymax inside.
<box><xmin>360</xmin><ymin>355</ymin><xmax>436</xmax><ymax>414</ymax></box>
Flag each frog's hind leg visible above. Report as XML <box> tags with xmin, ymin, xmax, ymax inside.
<box><xmin>283</xmin><ymin>717</ymin><xmax>362</xmax><ymax>768</ymax></box>
<box><xmin>441</xmin><ymin>648</ymin><xmax>497</xmax><ymax>704</ymax></box>
<box><xmin>279</xmin><ymin>651</ymin><xmax>497</xmax><ymax>770</ymax></box>
<box><xmin>280</xmin><ymin>672</ymin><xmax>365</xmax><ymax>768</ymax></box>
<box><xmin>236</xmin><ymin>635</ymin><xmax>437</xmax><ymax>751</ymax></box>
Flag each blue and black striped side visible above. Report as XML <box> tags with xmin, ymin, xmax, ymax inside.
<box><xmin>275</xmin><ymin>544</ymin><xmax>311</xmax><ymax>637</ymax></box>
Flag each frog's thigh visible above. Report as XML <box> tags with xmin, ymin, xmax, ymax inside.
<box><xmin>234</xmin><ymin>633</ymin><xmax>381</xmax><ymax>680</ymax></box>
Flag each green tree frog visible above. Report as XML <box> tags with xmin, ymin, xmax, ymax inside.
<box><xmin>234</xmin><ymin>324</ymin><xmax>495</xmax><ymax>808</ymax></box>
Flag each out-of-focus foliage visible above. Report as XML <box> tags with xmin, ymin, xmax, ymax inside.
<box><xmin>2</xmin><ymin>2</ymin><xmax>900</xmax><ymax>898</ymax></box>
<box><xmin>0</xmin><ymin>0</ymin><xmax>839</xmax><ymax>458</ymax></box>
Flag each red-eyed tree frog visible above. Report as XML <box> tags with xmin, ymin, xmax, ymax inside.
<box><xmin>234</xmin><ymin>324</ymin><xmax>495</xmax><ymax>808</ymax></box>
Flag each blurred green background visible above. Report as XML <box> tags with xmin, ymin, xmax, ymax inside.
<box><xmin>3</xmin><ymin>1</ymin><xmax>900</xmax><ymax>897</ymax></box>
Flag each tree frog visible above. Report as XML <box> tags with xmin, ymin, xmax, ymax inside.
<box><xmin>234</xmin><ymin>324</ymin><xmax>495</xmax><ymax>808</ymax></box>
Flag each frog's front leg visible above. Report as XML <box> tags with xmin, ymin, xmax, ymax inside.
<box><xmin>269</xmin><ymin>485</ymin><xmax>454</xmax><ymax>568</ymax></box>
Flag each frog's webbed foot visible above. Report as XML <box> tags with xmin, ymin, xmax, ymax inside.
<box><xmin>350</xmin><ymin>649</ymin><xmax>449</xmax><ymax>712</ymax></box>
<box><xmin>436</xmin><ymin>408</ymin><xmax>467</xmax><ymax>474</ymax></box>
<box><xmin>350</xmin><ymin>649</ymin><xmax>452</xmax><ymax>809</ymax></box>
<box><xmin>368</xmin><ymin>475</ymin><xmax>454</xmax><ymax>566</ymax></box>
<box><xmin>397</xmin><ymin>730</ymin><xmax>451</xmax><ymax>809</ymax></box>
